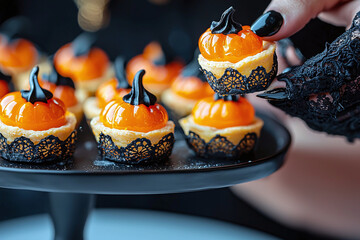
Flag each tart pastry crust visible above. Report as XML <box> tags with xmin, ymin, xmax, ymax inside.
<box><xmin>83</xmin><ymin>97</ymin><xmax>101</xmax><ymax>120</ymax></box>
<box><xmin>198</xmin><ymin>41</ymin><xmax>275</xmax><ymax>79</ymax></box>
<box><xmin>161</xmin><ymin>89</ymin><xmax>197</xmax><ymax>117</ymax></box>
<box><xmin>68</xmin><ymin>102</ymin><xmax>83</xmax><ymax>125</ymax></box>
<box><xmin>91</xmin><ymin>117</ymin><xmax>175</xmax><ymax>147</ymax></box>
<box><xmin>144</xmin><ymin>83</ymin><xmax>169</xmax><ymax>99</ymax></box>
<box><xmin>179</xmin><ymin>115</ymin><xmax>263</xmax><ymax>145</ymax></box>
<box><xmin>75</xmin><ymin>65</ymin><xmax>114</xmax><ymax>95</ymax></box>
<box><xmin>0</xmin><ymin>112</ymin><xmax>76</xmax><ymax>144</ymax></box>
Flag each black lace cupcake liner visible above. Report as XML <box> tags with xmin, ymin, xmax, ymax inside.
<box><xmin>185</xmin><ymin>131</ymin><xmax>257</xmax><ymax>159</ymax></box>
<box><xmin>97</xmin><ymin>132</ymin><xmax>175</xmax><ymax>164</ymax></box>
<box><xmin>0</xmin><ymin>131</ymin><xmax>77</xmax><ymax>163</ymax></box>
<box><xmin>201</xmin><ymin>53</ymin><xmax>278</xmax><ymax>95</ymax></box>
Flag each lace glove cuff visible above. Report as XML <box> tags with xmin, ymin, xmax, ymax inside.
<box><xmin>258</xmin><ymin>12</ymin><xmax>360</xmax><ymax>141</ymax></box>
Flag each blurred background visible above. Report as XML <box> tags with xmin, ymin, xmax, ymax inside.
<box><xmin>0</xmin><ymin>0</ymin><xmax>352</xmax><ymax>239</ymax></box>
<box><xmin>0</xmin><ymin>0</ymin><xmax>344</xmax><ymax>62</ymax></box>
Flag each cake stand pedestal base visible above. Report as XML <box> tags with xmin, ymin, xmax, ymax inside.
<box><xmin>49</xmin><ymin>193</ymin><xmax>95</xmax><ymax>240</ymax></box>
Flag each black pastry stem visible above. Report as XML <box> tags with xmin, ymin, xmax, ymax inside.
<box><xmin>181</xmin><ymin>49</ymin><xmax>207</xmax><ymax>82</ymax></box>
<box><xmin>21</xmin><ymin>66</ymin><xmax>53</xmax><ymax>104</ymax></box>
<box><xmin>71</xmin><ymin>32</ymin><xmax>96</xmax><ymax>57</ymax></box>
<box><xmin>0</xmin><ymin>16</ymin><xmax>30</xmax><ymax>40</ymax></box>
<box><xmin>114</xmin><ymin>56</ymin><xmax>131</xmax><ymax>89</ymax></box>
<box><xmin>151</xmin><ymin>42</ymin><xmax>174</xmax><ymax>66</ymax></box>
<box><xmin>123</xmin><ymin>70</ymin><xmax>157</xmax><ymax>107</ymax></box>
<box><xmin>42</xmin><ymin>61</ymin><xmax>75</xmax><ymax>89</ymax></box>
<box><xmin>0</xmin><ymin>70</ymin><xmax>11</xmax><ymax>83</ymax></box>
<box><xmin>152</xmin><ymin>52</ymin><xmax>166</xmax><ymax>66</ymax></box>
<box><xmin>214</xmin><ymin>93</ymin><xmax>239</xmax><ymax>101</ymax></box>
<box><xmin>211</xmin><ymin>6</ymin><xmax>242</xmax><ymax>35</ymax></box>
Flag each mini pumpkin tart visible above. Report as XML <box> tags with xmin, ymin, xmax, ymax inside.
<box><xmin>84</xmin><ymin>57</ymin><xmax>131</xmax><ymax>120</ymax></box>
<box><xmin>0</xmin><ymin>66</ymin><xmax>77</xmax><ymax>163</ymax></box>
<box><xmin>179</xmin><ymin>94</ymin><xmax>263</xmax><ymax>159</ymax></box>
<box><xmin>0</xmin><ymin>70</ymin><xmax>11</xmax><ymax>99</ymax></box>
<box><xmin>126</xmin><ymin>42</ymin><xmax>184</xmax><ymax>98</ymax></box>
<box><xmin>41</xmin><ymin>65</ymin><xmax>83</xmax><ymax>124</ymax></box>
<box><xmin>161</xmin><ymin>50</ymin><xmax>214</xmax><ymax>117</ymax></box>
<box><xmin>198</xmin><ymin>7</ymin><xmax>277</xmax><ymax>96</ymax></box>
<box><xmin>53</xmin><ymin>32</ymin><xmax>112</xmax><ymax>94</ymax></box>
<box><xmin>90</xmin><ymin>69</ymin><xmax>175</xmax><ymax>164</ymax></box>
<box><xmin>0</xmin><ymin>17</ymin><xmax>38</xmax><ymax>77</ymax></box>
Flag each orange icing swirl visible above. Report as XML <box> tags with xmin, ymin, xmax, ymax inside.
<box><xmin>199</xmin><ymin>26</ymin><xmax>263</xmax><ymax>63</ymax></box>
<box><xmin>54</xmin><ymin>43</ymin><xmax>109</xmax><ymax>82</ymax></box>
<box><xmin>0</xmin><ymin>67</ymin><xmax>67</xmax><ymax>131</ymax></box>
<box><xmin>0</xmin><ymin>36</ymin><xmax>38</xmax><ymax>71</ymax></box>
<box><xmin>100</xmin><ymin>69</ymin><xmax>168</xmax><ymax>133</ymax></box>
<box><xmin>39</xmin><ymin>80</ymin><xmax>78</xmax><ymax>108</ymax></box>
<box><xmin>0</xmin><ymin>91</ymin><xmax>67</xmax><ymax>131</ymax></box>
<box><xmin>100</xmin><ymin>100</ymin><xmax>168</xmax><ymax>132</ymax></box>
<box><xmin>192</xmin><ymin>95</ymin><xmax>255</xmax><ymax>129</ymax></box>
<box><xmin>96</xmin><ymin>78</ymin><xmax>131</xmax><ymax>108</ymax></box>
<box><xmin>126</xmin><ymin>42</ymin><xmax>183</xmax><ymax>86</ymax></box>
<box><xmin>171</xmin><ymin>75</ymin><xmax>214</xmax><ymax>100</ymax></box>
<box><xmin>0</xmin><ymin>80</ymin><xmax>9</xmax><ymax>99</ymax></box>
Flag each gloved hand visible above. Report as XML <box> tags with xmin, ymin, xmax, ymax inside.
<box><xmin>258</xmin><ymin>12</ymin><xmax>360</xmax><ymax>141</ymax></box>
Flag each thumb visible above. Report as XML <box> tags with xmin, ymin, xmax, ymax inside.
<box><xmin>251</xmin><ymin>0</ymin><xmax>341</xmax><ymax>40</ymax></box>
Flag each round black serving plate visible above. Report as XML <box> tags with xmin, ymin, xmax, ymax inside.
<box><xmin>0</xmin><ymin>112</ymin><xmax>291</xmax><ymax>195</ymax></box>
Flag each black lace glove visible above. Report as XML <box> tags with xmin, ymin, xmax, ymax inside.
<box><xmin>258</xmin><ymin>12</ymin><xmax>360</xmax><ymax>141</ymax></box>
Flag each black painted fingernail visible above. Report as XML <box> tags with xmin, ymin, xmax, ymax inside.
<box><xmin>257</xmin><ymin>88</ymin><xmax>288</xmax><ymax>101</ymax></box>
<box><xmin>282</xmin><ymin>65</ymin><xmax>298</xmax><ymax>73</ymax></box>
<box><xmin>251</xmin><ymin>10</ymin><xmax>283</xmax><ymax>37</ymax></box>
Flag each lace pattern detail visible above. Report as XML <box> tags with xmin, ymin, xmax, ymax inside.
<box><xmin>98</xmin><ymin>133</ymin><xmax>174</xmax><ymax>164</ymax></box>
<box><xmin>0</xmin><ymin>131</ymin><xmax>77</xmax><ymax>163</ymax></box>
<box><xmin>201</xmin><ymin>54</ymin><xmax>277</xmax><ymax>95</ymax></box>
<box><xmin>272</xmin><ymin>12</ymin><xmax>360</xmax><ymax>141</ymax></box>
<box><xmin>185</xmin><ymin>131</ymin><xmax>257</xmax><ymax>159</ymax></box>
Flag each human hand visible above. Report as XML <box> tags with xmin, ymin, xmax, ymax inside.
<box><xmin>251</xmin><ymin>0</ymin><xmax>360</xmax><ymax>40</ymax></box>
<box><xmin>250</xmin><ymin>0</ymin><xmax>360</xmax><ymax>140</ymax></box>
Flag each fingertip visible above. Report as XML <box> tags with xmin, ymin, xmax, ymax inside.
<box><xmin>254</xmin><ymin>0</ymin><xmax>322</xmax><ymax>40</ymax></box>
<box><xmin>251</xmin><ymin>10</ymin><xmax>284</xmax><ymax>37</ymax></box>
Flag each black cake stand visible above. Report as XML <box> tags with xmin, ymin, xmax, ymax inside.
<box><xmin>0</xmin><ymin>112</ymin><xmax>291</xmax><ymax>240</ymax></box>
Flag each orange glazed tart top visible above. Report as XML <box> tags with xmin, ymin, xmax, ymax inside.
<box><xmin>100</xmin><ymin>70</ymin><xmax>168</xmax><ymax>133</ymax></box>
<box><xmin>192</xmin><ymin>94</ymin><xmax>255</xmax><ymax>129</ymax></box>
<box><xmin>0</xmin><ymin>71</ymin><xmax>11</xmax><ymax>99</ymax></box>
<box><xmin>171</xmin><ymin>76</ymin><xmax>214</xmax><ymax>100</ymax></box>
<box><xmin>40</xmin><ymin>64</ymin><xmax>78</xmax><ymax>108</ymax></box>
<box><xmin>171</xmin><ymin>51</ymin><xmax>213</xmax><ymax>100</ymax></box>
<box><xmin>96</xmin><ymin>57</ymin><xmax>131</xmax><ymax>108</ymax></box>
<box><xmin>199</xmin><ymin>7</ymin><xmax>263</xmax><ymax>63</ymax></box>
<box><xmin>0</xmin><ymin>35</ymin><xmax>38</xmax><ymax>71</ymax></box>
<box><xmin>0</xmin><ymin>66</ymin><xmax>67</xmax><ymax>131</ymax></box>
<box><xmin>126</xmin><ymin>42</ymin><xmax>183</xmax><ymax>86</ymax></box>
<box><xmin>54</xmin><ymin>33</ymin><xmax>109</xmax><ymax>82</ymax></box>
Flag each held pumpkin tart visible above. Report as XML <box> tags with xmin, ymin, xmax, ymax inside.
<box><xmin>198</xmin><ymin>7</ymin><xmax>277</xmax><ymax>95</ymax></box>
<box><xmin>54</xmin><ymin>32</ymin><xmax>113</xmax><ymax>94</ymax></box>
<box><xmin>90</xmin><ymin>69</ymin><xmax>175</xmax><ymax>164</ymax></box>
<box><xmin>161</xmin><ymin>50</ymin><xmax>214</xmax><ymax>117</ymax></box>
<box><xmin>179</xmin><ymin>94</ymin><xmax>263</xmax><ymax>159</ymax></box>
<box><xmin>0</xmin><ymin>66</ymin><xmax>77</xmax><ymax>163</ymax></box>
<box><xmin>126</xmin><ymin>42</ymin><xmax>183</xmax><ymax>98</ymax></box>
<box><xmin>84</xmin><ymin>57</ymin><xmax>131</xmax><ymax>120</ymax></box>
